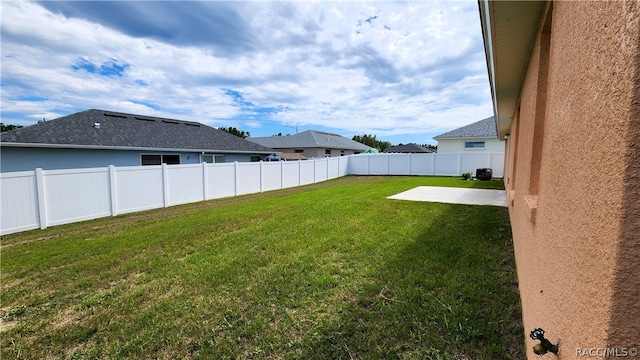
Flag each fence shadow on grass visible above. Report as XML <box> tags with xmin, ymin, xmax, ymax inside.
<box><xmin>297</xmin><ymin>203</ymin><xmax>523</xmax><ymax>360</ymax></box>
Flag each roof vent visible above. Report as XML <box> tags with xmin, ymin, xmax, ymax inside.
<box><xmin>104</xmin><ymin>112</ymin><xmax>127</xmax><ymax>118</ymax></box>
<box><xmin>134</xmin><ymin>116</ymin><xmax>156</xmax><ymax>122</ymax></box>
<box><xmin>94</xmin><ymin>122</ymin><xmax>101</xmax><ymax>129</ymax></box>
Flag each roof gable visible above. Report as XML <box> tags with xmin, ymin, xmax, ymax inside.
<box><xmin>249</xmin><ymin>130</ymin><xmax>371</xmax><ymax>151</ymax></box>
<box><xmin>1</xmin><ymin>109</ymin><xmax>273</xmax><ymax>153</ymax></box>
<box><xmin>433</xmin><ymin>116</ymin><xmax>498</xmax><ymax>139</ymax></box>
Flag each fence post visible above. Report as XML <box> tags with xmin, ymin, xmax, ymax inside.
<box><xmin>298</xmin><ymin>160</ymin><xmax>302</xmax><ymax>186</ymax></box>
<box><xmin>457</xmin><ymin>153</ymin><xmax>462</xmax><ymax>176</ymax></box>
<box><xmin>35</xmin><ymin>168</ymin><xmax>47</xmax><ymax>230</ymax></box>
<box><xmin>162</xmin><ymin>163</ymin><xmax>169</xmax><ymax>207</ymax></box>
<box><xmin>326</xmin><ymin>157</ymin><xmax>330</xmax><ymax>179</ymax></box>
<box><xmin>109</xmin><ymin>165</ymin><xmax>118</xmax><ymax>216</ymax></box>
<box><xmin>431</xmin><ymin>153</ymin><xmax>436</xmax><ymax>175</ymax></box>
<box><xmin>260</xmin><ymin>161</ymin><xmax>264</xmax><ymax>193</ymax></box>
<box><xmin>202</xmin><ymin>162</ymin><xmax>209</xmax><ymax>200</ymax></box>
<box><xmin>281</xmin><ymin>160</ymin><xmax>285</xmax><ymax>189</ymax></box>
<box><xmin>234</xmin><ymin>161</ymin><xmax>239</xmax><ymax>196</ymax></box>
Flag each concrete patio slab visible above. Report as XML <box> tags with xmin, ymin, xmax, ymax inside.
<box><xmin>387</xmin><ymin>186</ymin><xmax>507</xmax><ymax>207</ymax></box>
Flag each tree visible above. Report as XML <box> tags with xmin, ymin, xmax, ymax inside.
<box><xmin>420</xmin><ymin>144</ymin><xmax>437</xmax><ymax>151</ymax></box>
<box><xmin>352</xmin><ymin>134</ymin><xmax>392</xmax><ymax>152</ymax></box>
<box><xmin>1</xmin><ymin>123</ymin><xmax>23</xmax><ymax>132</ymax></box>
<box><xmin>218</xmin><ymin>127</ymin><xmax>250</xmax><ymax>138</ymax></box>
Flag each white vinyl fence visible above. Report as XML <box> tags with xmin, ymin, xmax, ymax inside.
<box><xmin>348</xmin><ymin>152</ymin><xmax>504</xmax><ymax>177</ymax></box>
<box><xmin>1</xmin><ymin>152</ymin><xmax>503</xmax><ymax>235</ymax></box>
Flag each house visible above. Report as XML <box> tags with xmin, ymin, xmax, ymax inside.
<box><xmin>248</xmin><ymin>130</ymin><xmax>371</xmax><ymax>158</ymax></box>
<box><xmin>479</xmin><ymin>1</ymin><xmax>639</xmax><ymax>358</ymax></box>
<box><xmin>382</xmin><ymin>143</ymin><xmax>435</xmax><ymax>153</ymax></box>
<box><xmin>0</xmin><ymin>109</ymin><xmax>274</xmax><ymax>172</ymax></box>
<box><xmin>263</xmin><ymin>152</ymin><xmax>307</xmax><ymax>161</ymax></box>
<box><xmin>432</xmin><ymin>116</ymin><xmax>504</xmax><ymax>153</ymax></box>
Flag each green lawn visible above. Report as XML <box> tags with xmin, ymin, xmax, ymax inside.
<box><xmin>1</xmin><ymin>176</ymin><xmax>523</xmax><ymax>359</ymax></box>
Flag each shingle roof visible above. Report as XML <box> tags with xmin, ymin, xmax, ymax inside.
<box><xmin>383</xmin><ymin>143</ymin><xmax>435</xmax><ymax>153</ymax></box>
<box><xmin>248</xmin><ymin>130</ymin><xmax>371</xmax><ymax>151</ymax></box>
<box><xmin>433</xmin><ymin>116</ymin><xmax>498</xmax><ymax>139</ymax></box>
<box><xmin>0</xmin><ymin>109</ymin><xmax>274</xmax><ymax>153</ymax></box>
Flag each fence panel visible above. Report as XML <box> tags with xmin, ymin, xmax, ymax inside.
<box><xmin>314</xmin><ymin>158</ymin><xmax>328</xmax><ymax>182</ymax></box>
<box><xmin>282</xmin><ymin>161</ymin><xmax>301</xmax><ymax>188</ymax></box>
<box><xmin>460</xmin><ymin>153</ymin><xmax>489</xmax><ymax>175</ymax></box>
<box><xmin>368</xmin><ymin>155</ymin><xmax>390</xmax><ymax>175</ymax></box>
<box><xmin>115</xmin><ymin>166</ymin><xmax>164</xmax><ymax>214</ymax></box>
<box><xmin>298</xmin><ymin>161</ymin><xmax>315</xmax><ymax>185</ymax></box>
<box><xmin>409</xmin><ymin>154</ymin><xmax>434</xmax><ymax>175</ymax></box>
<box><xmin>43</xmin><ymin>168</ymin><xmax>112</xmax><ymax>226</ymax></box>
<box><xmin>237</xmin><ymin>162</ymin><xmax>261</xmax><ymax>195</ymax></box>
<box><xmin>338</xmin><ymin>156</ymin><xmax>349</xmax><ymax>176</ymax></box>
<box><xmin>1</xmin><ymin>171</ymin><xmax>39</xmax><ymax>235</ymax></box>
<box><xmin>326</xmin><ymin>157</ymin><xmax>341</xmax><ymax>179</ymax></box>
<box><xmin>207</xmin><ymin>163</ymin><xmax>235</xmax><ymax>199</ymax></box>
<box><xmin>388</xmin><ymin>154</ymin><xmax>411</xmax><ymax>175</ymax></box>
<box><xmin>433</xmin><ymin>154</ymin><xmax>460</xmax><ymax>176</ymax></box>
<box><xmin>167</xmin><ymin>164</ymin><xmax>205</xmax><ymax>206</ymax></box>
<box><xmin>262</xmin><ymin>162</ymin><xmax>283</xmax><ymax>191</ymax></box>
<box><xmin>491</xmin><ymin>153</ymin><xmax>505</xmax><ymax>177</ymax></box>
<box><xmin>347</xmin><ymin>155</ymin><xmax>369</xmax><ymax>175</ymax></box>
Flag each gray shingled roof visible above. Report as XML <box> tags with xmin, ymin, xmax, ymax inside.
<box><xmin>383</xmin><ymin>143</ymin><xmax>435</xmax><ymax>153</ymax></box>
<box><xmin>433</xmin><ymin>116</ymin><xmax>498</xmax><ymax>139</ymax></box>
<box><xmin>0</xmin><ymin>109</ymin><xmax>274</xmax><ymax>153</ymax></box>
<box><xmin>248</xmin><ymin>130</ymin><xmax>371</xmax><ymax>151</ymax></box>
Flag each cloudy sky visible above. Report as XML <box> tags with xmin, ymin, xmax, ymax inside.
<box><xmin>1</xmin><ymin>0</ymin><xmax>493</xmax><ymax>145</ymax></box>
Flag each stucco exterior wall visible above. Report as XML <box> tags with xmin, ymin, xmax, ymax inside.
<box><xmin>505</xmin><ymin>2</ymin><xmax>639</xmax><ymax>359</ymax></box>
<box><xmin>436</xmin><ymin>138</ymin><xmax>504</xmax><ymax>153</ymax></box>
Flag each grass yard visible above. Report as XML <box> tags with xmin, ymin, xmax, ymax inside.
<box><xmin>1</xmin><ymin>176</ymin><xmax>523</xmax><ymax>359</ymax></box>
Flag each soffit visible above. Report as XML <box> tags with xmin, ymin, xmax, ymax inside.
<box><xmin>481</xmin><ymin>1</ymin><xmax>546</xmax><ymax>138</ymax></box>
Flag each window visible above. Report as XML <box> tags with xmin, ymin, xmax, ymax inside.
<box><xmin>294</xmin><ymin>149</ymin><xmax>304</xmax><ymax>153</ymax></box>
<box><xmin>250</xmin><ymin>156</ymin><xmax>261</xmax><ymax>162</ymax></box>
<box><xmin>141</xmin><ymin>154</ymin><xmax>181</xmax><ymax>165</ymax></box>
<box><xmin>325</xmin><ymin>149</ymin><xmax>331</xmax><ymax>157</ymax></box>
<box><xmin>464</xmin><ymin>141</ymin><xmax>485</xmax><ymax>149</ymax></box>
<box><xmin>202</xmin><ymin>154</ymin><xmax>224</xmax><ymax>163</ymax></box>
<box><xmin>141</xmin><ymin>154</ymin><xmax>161</xmax><ymax>166</ymax></box>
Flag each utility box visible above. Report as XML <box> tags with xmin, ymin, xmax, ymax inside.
<box><xmin>476</xmin><ymin>168</ymin><xmax>493</xmax><ymax>181</ymax></box>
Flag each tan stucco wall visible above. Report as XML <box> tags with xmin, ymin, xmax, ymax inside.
<box><xmin>505</xmin><ymin>2</ymin><xmax>639</xmax><ymax>359</ymax></box>
<box><xmin>436</xmin><ymin>138</ymin><xmax>505</xmax><ymax>153</ymax></box>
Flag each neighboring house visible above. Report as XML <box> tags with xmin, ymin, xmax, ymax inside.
<box><xmin>479</xmin><ymin>1</ymin><xmax>639</xmax><ymax>359</ymax></box>
<box><xmin>382</xmin><ymin>143</ymin><xmax>435</xmax><ymax>153</ymax></box>
<box><xmin>248</xmin><ymin>130</ymin><xmax>371</xmax><ymax>158</ymax></box>
<box><xmin>263</xmin><ymin>152</ymin><xmax>307</xmax><ymax>161</ymax></box>
<box><xmin>433</xmin><ymin>116</ymin><xmax>504</xmax><ymax>153</ymax></box>
<box><xmin>0</xmin><ymin>109</ymin><xmax>274</xmax><ymax>172</ymax></box>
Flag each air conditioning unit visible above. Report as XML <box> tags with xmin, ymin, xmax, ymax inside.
<box><xmin>476</xmin><ymin>168</ymin><xmax>493</xmax><ymax>181</ymax></box>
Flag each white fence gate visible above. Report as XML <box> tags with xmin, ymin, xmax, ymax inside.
<box><xmin>1</xmin><ymin>152</ymin><xmax>503</xmax><ymax>235</ymax></box>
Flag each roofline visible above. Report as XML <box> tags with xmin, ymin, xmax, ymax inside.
<box><xmin>0</xmin><ymin>142</ymin><xmax>273</xmax><ymax>154</ymax></box>
<box><xmin>268</xmin><ymin>145</ymin><xmax>370</xmax><ymax>151</ymax></box>
<box><xmin>478</xmin><ymin>0</ymin><xmax>546</xmax><ymax>139</ymax></box>
<box><xmin>433</xmin><ymin>136</ymin><xmax>500</xmax><ymax>140</ymax></box>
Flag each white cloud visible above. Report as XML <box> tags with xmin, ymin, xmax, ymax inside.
<box><xmin>1</xmin><ymin>0</ymin><xmax>493</xmax><ymax>144</ymax></box>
